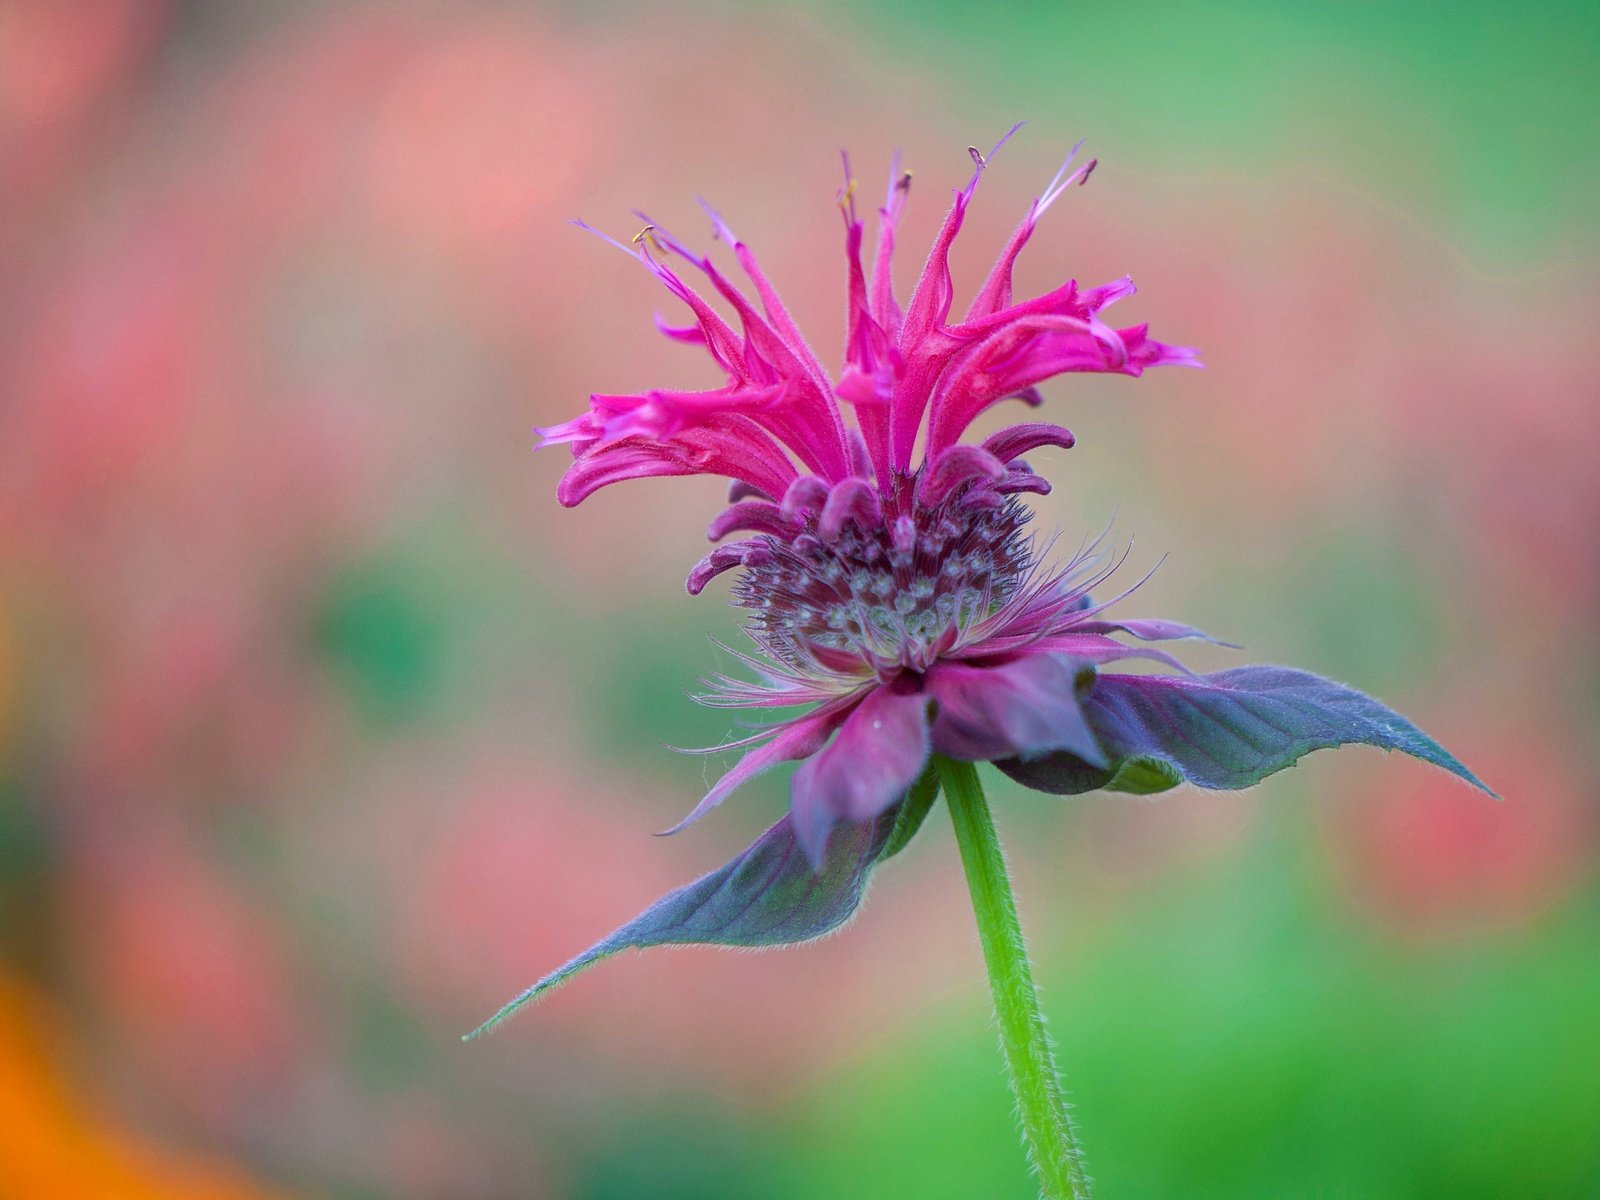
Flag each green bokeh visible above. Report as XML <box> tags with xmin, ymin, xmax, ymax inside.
<box><xmin>833</xmin><ymin>0</ymin><xmax>1600</xmax><ymax>260</ymax></box>
<box><xmin>576</xmin><ymin>1102</ymin><xmax>797</xmax><ymax>1200</ymax></box>
<box><xmin>313</xmin><ymin>553</ymin><xmax>449</xmax><ymax>726</ymax></box>
<box><xmin>786</xmin><ymin>804</ymin><xmax>1600</xmax><ymax>1198</ymax></box>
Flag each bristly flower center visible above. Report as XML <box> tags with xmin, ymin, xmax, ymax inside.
<box><xmin>733</xmin><ymin>489</ymin><xmax>1033</xmax><ymax>676</ymax></box>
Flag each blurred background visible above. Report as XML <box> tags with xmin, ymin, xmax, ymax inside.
<box><xmin>2</xmin><ymin>1</ymin><xmax>1597</xmax><ymax>1196</ymax></box>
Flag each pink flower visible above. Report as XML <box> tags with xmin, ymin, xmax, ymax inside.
<box><xmin>480</xmin><ymin>132</ymin><xmax>1487</xmax><ymax>1034</ymax></box>
<box><xmin>541</xmin><ymin>128</ymin><xmax>1194</xmax><ymax>507</ymax></box>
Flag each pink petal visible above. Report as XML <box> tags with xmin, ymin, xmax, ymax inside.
<box><xmin>790</xmin><ymin>684</ymin><xmax>931</xmax><ymax>866</ymax></box>
<box><xmin>661</xmin><ymin>701</ymin><xmax>853</xmax><ymax>835</ymax></box>
<box><xmin>927</xmin><ymin>653</ymin><xmax>1105</xmax><ymax>766</ymax></box>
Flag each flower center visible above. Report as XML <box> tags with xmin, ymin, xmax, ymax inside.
<box><xmin>734</xmin><ymin>491</ymin><xmax>1033</xmax><ymax>675</ymax></box>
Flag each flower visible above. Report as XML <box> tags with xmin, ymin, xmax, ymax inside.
<box><xmin>475</xmin><ymin>131</ymin><xmax>1490</xmax><ymax>1035</ymax></box>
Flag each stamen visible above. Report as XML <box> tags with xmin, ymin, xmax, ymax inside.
<box><xmin>838</xmin><ymin>150</ymin><xmax>859</xmax><ymax>224</ymax></box>
<box><xmin>630</xmin><ymin>224</ymin><xmax>663</xmax><ymax>256</ymax></box>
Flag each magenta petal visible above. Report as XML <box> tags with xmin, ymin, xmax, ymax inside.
<box><xmin>818</xmin><ymin>477</ymin><xmax>882</xmax><ymax>540</ymax></box>
<box><xmin>534</xmin><ymin>413</ymin><xmax>600</xmax><ymax>448</ymax></box>
<box><xmin>790</xmin><ymin>685</ymin><xmax>931</xmax><ymax>866</ymax></box>
<box><xmin>981</xmin><ymin>422</ymin><xmax>1077</xmax><ymax>464</ymax></box>
<box><xmin>686</xmin><ymin>540</ymin><xmax>770</xmax><ymax>595</ymax></box>
<box><xmin>556</xmin><ymin>442</ymin><xmax>698</xmax><ymax>507</ymax></box>
<box><xmin>555</xmin><ymin>416</ymin><xmax>800</xmax><ymax>508</ymax></box>
<box><xmin>996</xmin><ymin>466</ymin><xmax>1052</xmax><ymax>496</ymax></box>
<box><xmin>916</xmin><ymin>443</ymin><xmax>1009</xmax><ymax>507</ymax></box>
<box><xmin>653</xmin><ymin>311</ymin><xmax>707</xmax><ymax>344</ymax></box>
<box><xmin>889</xmin><ymin>131</ymin><xmax>1014</xmax><ymax>472</ymax></box>
<box><xmin>707</xmin><ymin>499</ymin><xmax>793</xmax><ymax>541</ymax></box>
<box><xmin>927</xmin><ymin>653</ymin><xmax>1106</xmax><ymax>766</ymax></box>
<box><xmin>780</xmin><ymin>475</ymin><xmax>830</xmax><ymax>522</ymax></box>
<box><xmin>1119</xmin><ymin>323</ymin><xmax>1203</xmax><ymax>371</ymax></box>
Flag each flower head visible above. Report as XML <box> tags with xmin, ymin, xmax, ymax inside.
<box><xmin>476</xmin><ymin>132</ymin><xmax>1488</xmax><ymax>1035</ymax></box>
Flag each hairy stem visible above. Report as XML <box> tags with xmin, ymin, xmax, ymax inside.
<box><xmin>937</xmin><ymin>756</ymin><xmax>1090</xmax><ymax>1199</ymax></box>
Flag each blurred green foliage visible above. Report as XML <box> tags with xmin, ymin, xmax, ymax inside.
<box><xmin>576</xmin><ymin>1105</ymin><xmax>796</xmax><ymax>1200</ymax></box>
<box><xmin>314</xmin><ymin>554</ymin><xmax>449</xmax><ymax>727</ymax></box>
<box><xmin>787</xmin><ymin>806</ymin><xmax>1600</xmax><ymax>1198</ymax></box>
<box><xmin>834</xmin><ymin>0</ymin><xmax>1600</xmax><ymax>259</ymax></box>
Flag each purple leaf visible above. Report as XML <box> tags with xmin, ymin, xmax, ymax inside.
<box><xmin>467</xmin><ymin>801</ymin><xmax>906</xmax><ymax>1037</ymax></box>
<box><xmin>997</xmin><ymin>665</ymin><xmax>1494</xmax><ymax>797</ymax></box>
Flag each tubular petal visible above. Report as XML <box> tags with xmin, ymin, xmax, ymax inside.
<box><xmin>643</xmin><ymin>216</ymin><xmax>852</xmax><ymax>480</ymax></box>
<box><xmin>981</xmin><ymin>422</ymin><xmax>1077</xmax><ymax>464</ymax></box>
<box><xmin>555</xmin><ymin>417</ymin><xmax>800</xmax><ymax>507</ymax></box>
<box><xmin>707</xmin><ymin>500</ymin><xmax>793</xmax><ymax>541</ymax></box>
<box><xmin>686</xmin><ymin>541</ymin><xmax>764</xmax><ymax>596</ymax></box>
<box><xmin>780</xmin><ymin>475</ymin><xmax>831</xmax><ymax>522</ymax></box>
<box><xmin>996</xmin><ymin>470</ymin><xmax>1052</xmax><ymax>496</ymax></box>
<box><xmin>818</xmin><ymin>477</ymin><xmax>883</xmax><ymax>541</ymax></box>
<box><xmin>556</xmin><ymin>444</ymin><xmax>699</xmax><ymax>507</ymax></box>
<box><xmin>961</xmin><ymin>140</ymin><xmax>1085</xmax><ymax>324</ymax></box>
<box><xmin>924</xmin><ymin>315</ymin><xmax>1134</xmax><ymax>459</ymax></box>
<box><xmin>916</xmin><ymin>444</ymin><xmax>1009</xmax><ymax>508</ymax></box>
<box><xmin>653</xmin><ymin>312</ymin><xmax>709</xmax><ymax>344</ymax></box>
<box><xmin>889</xmin><ymin>127</ymin><xmax>1024</xmax><ymax>470</ymax></box>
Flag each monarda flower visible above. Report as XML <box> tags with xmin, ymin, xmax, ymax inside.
<box><xmin>480</xmin><ymin>129</ymin><xmax>1489</xmax><ymax>1198</ymax></box>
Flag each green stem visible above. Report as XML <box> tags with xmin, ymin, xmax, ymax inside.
<box><xmin>937</xmin><ymin>756</ymin><xmax>1090</xmax><ymax>1200</ymax></box>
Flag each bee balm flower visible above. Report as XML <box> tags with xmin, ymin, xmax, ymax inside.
<box><xmin>477</xmin><ymin>131</ymin><xmax>1488</xmax><ymax>1034</ymax></box>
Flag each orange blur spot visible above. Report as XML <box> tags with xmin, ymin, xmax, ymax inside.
<box><xmin>0</xmin><ymin>974</ymin><xmax>292</xmax><ymax>1200</ymax></box>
